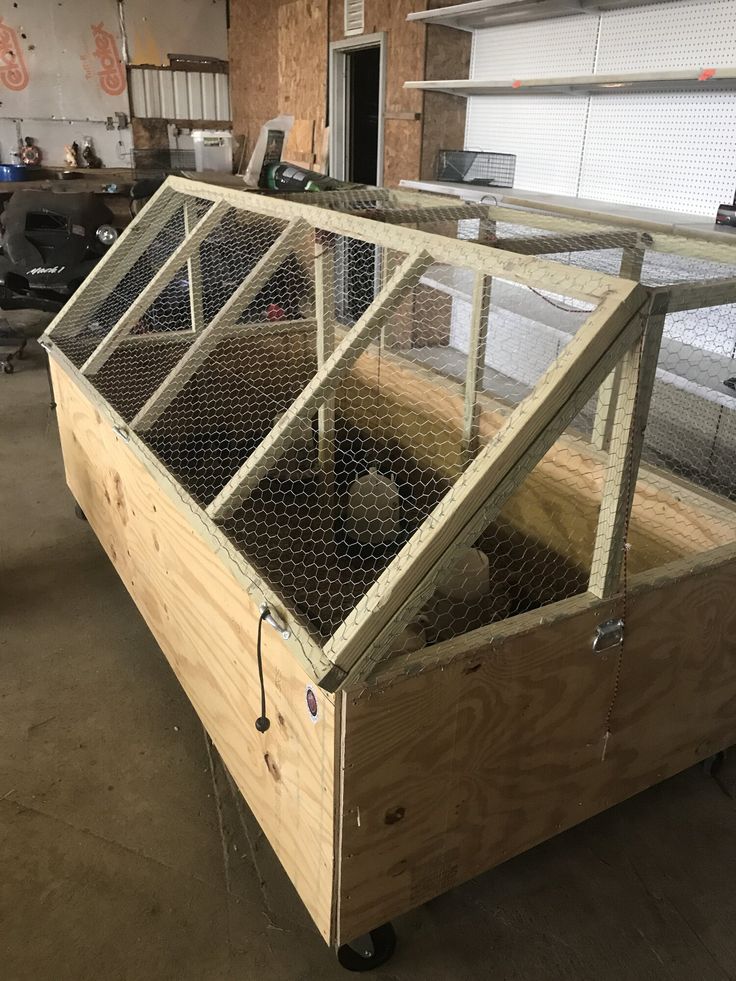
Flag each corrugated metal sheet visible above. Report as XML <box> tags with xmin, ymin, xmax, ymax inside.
<box><xmin>129</xmin><ymin>67</ymin><xmax>230</xmax><ymax>121</ymax></box>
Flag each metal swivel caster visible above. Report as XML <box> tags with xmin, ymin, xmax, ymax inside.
<box><xmin>336</xmin><ymin>922</ymin><xmax>396</xmax><ymax>972</ymax></box>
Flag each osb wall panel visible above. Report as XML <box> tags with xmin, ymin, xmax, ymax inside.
<box><xmin>229</xmin><ymin>0</ymin><xmax>467</xmax><ymax>184</ymax></box>
<box><xmin>131</xmin><ymin>117</ymin><xmax>170</xmax><ymax>151</ymax></box>
<box><xmin>230</xmin><ymin>0</ymin><xmax>426</xmax><ymax>182</ymax></box>
<box><xmin>229</xmin><ymin>0</ymin><xmax>327</xmax><ymax>168</ymax></box>
<box><xmin>373</xmin><ymin>0</ymin><xmax>425</xmax><ymax>187</ymax></box>
<box><xmin>420</xmin><ymin>9</ymin><xmax>471</xmax><ymax>180</ymax></box>
<box><xmin>229</xmin><ymin>0</ymin><xmax>282</xmax><ymax>156</ymax></box>
<box><xmin>277</xmin><ymin>0</ymin><xmax>328</xmax><ymax>167</ymax></box>
<box><xmin>328</xmin><ymin>0</ymin><xmax>425</xmax><ymax>186</ymax></box>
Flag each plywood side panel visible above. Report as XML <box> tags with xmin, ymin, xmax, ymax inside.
<box><xmin>50</xmin><ymin>360</ymin><xmax>337</xmax><ymax>941</ymax></box>
<box><xmin>337</xmin><ymin>556</ymin><xmax>736</xmax><ymax>942</ymax></box>
<box><xmin>607</xmin><ymin>560</ymin><xmax>736</xmax><ymax>787</ymax></box>
<box><xmin>337</xmin><ymin>597</ymin><xmax>621</xmax><ymax>942</ymax></box>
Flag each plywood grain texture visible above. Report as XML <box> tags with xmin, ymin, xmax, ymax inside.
<box><xmin>50</xmin><ymin>359</ymin><xmax>338</xmax><ymax>941</ymax></box>
<box><xmin>336</xmin><ymin>553</ymin><xmax>736</xmax><ymax>942</ymax></box>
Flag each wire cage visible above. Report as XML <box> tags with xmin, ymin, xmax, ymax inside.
<box><xmin>131</xmin><ymin>147</ymin><xmax>196</xmax><ymax>179</ymax></box>
<box><xmin>436</xmin><ymin>149</ymin><xmax>516</xmax><ymax>186</ymax></box>
<box><xmin>42</xmin><ymin>179</ymin><xmax>736</xmax><ymax>951</ymax></box>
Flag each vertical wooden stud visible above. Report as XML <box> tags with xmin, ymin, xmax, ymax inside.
<box><xmin>589</xmin><ymin>291</ymin><xmax>670</xmax><ymax>598</ymax></box>
<box><xmin>315</xmin><ymin>230</ymin><xmax>337</xmax><ymax>492</ymax></box>
<box><xmin>592</xmin><ymin>245</ymin><xmax>646</xmax><ymax>450</ymax></box>
<box><xmin>461</xmin><ymin>272</ymin><xmax>492</xmax><ymax>468</ymax></box>
<box><xmin>184</xmin><ymin>198</ymin><xmax>205</xmax><ymax>333</ymax></box>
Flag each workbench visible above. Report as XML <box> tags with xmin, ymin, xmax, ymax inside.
<box><xmin>0</xmin><ymin>167</ymin><xmax>135</xmax><ymax>226</ymax></box>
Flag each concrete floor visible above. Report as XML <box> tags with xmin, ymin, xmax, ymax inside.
<box><xmin>2</xmin><ymin>338</ymin><xmax>736</xmax><ymax>981</ymax></box>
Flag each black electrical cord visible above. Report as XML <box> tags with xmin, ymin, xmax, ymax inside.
<box><xmin>255</xmin><ymin>608</ymin><xmax>271</xmax><ymax>733</ymax></box>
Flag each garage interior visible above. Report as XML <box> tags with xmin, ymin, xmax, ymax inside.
<box><xmin>2</xmin><ymin>1</ymin><xmax>736</xmax><ymax>979</ymax></box>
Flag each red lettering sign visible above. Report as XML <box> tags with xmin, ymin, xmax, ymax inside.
<box><xmin>91</xmin><ymin>22</ymin><xmax>126</xmax><ymax>96</ymax></box>
<box><xmin>0</xmin><ymin>17</ymin><xmax>29</xmax><ymax>92</ymax></box>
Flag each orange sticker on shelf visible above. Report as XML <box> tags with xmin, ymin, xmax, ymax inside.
<box><xmin>699</xmin><ymin>68</ymin><xmax>716</xmax><ymax>81</ymax></box>
<box><xmin>512</xmin><ymin>80</ymin><xmax>522</xmax><ymax>88</ymax></box>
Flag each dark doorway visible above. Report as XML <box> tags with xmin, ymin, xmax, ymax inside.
<box><xmin>346</xmin><ymin>46</ymin><xmax>380</xmax><ymax>184</ymax></box>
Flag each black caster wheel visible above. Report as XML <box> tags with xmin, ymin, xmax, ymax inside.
<box><xmin>337</xmin><ymin>923</ymin><xmax>396</xmax><ymax>972</ymax></box>
<box><xmin>74</xmin><ymin>503</ymin><xmax>87</xmax><ymax>522</ymax></box>
<box><xmin>702</xmin><ymin>752</ymin><xmax>723</xmax><ymax>776</ymax></box>
<box><xmin>3</xmin><ymin>361</ymin><xmax>14</xmax><ymax>374</ymax></box>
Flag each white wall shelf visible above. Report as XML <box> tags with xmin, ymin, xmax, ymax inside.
<box><xmin>405</xmin><ymin>69</ymin><xmax>736</xmax><ymax>98</ymax></box>
<box><xmin>407</xmin><ymin>0</ymin><xmax>682</xmax><ymax>32</ymax></box>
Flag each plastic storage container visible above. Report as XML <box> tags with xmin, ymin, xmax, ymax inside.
<box><xmin>192</xmin><ymin>130</ymin><xmax>233</xmax><ymax>173</ymax></box>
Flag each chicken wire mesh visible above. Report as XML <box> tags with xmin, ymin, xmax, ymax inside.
<box><xmin>44</xmin><ymin>181</ymin><xmax>736</xmax><ymax>677</ymax></box>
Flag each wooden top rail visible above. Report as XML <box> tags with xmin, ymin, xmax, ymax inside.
<box><xmin>165</xmin><ymin>176</ymin><xmax>631</xmax><ymax>304</ymax></box>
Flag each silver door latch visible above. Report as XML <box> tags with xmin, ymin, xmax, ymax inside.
<box><xmin>593</xmin><ymin>618</ymin><xmax>624</xmax><ymax>654</ymax></box>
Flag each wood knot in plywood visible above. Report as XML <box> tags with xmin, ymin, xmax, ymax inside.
<box><xmin>384</xmin><ymin>806</ymin><xmax>405</xmax><ymax>825</ymax></box>
<box><xmin>111</xmin><ymin>471</ymin><xmax>127</xmax><ymax>524</ymax></box>
<box><xmin>263</xmin><ymin>752</ymin><xmax>281</xmax><ymax>782</ymax></box>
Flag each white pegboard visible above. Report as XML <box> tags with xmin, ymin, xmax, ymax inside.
<box><xmin>465</xmin><ymin>96</ymin><xmax>590</xmax><ymax>196</ymax></box>
<box><xmin>470</xmin><ymin>14</ymin><xmax>600</xmax><ymax>79</ymax></box>
<box><xmin>577</xmin><ymin>90</ymin><xmax>736</xmax><ymax>215</ymax></box>
<box><xmin>470</xmin><ymin>14</ymin><xmax>598</xmax><ymax>79</ymax></box>
<box><xmin>596</xmin><ymin>0</ymin><xmax>736</xmax><ymax>73</ymax></box>
<box><xmin>465</xmin><ymin>0</ymin><xmax>736</xmax><ymax>213</ymax></box>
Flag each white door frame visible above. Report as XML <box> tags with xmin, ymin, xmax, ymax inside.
<box><xmin>328</xmin><ymin>32</ymin><xmax>386</xmax><ymax>185</ymax></box>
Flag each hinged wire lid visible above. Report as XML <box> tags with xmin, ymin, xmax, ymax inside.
<box><xmin>44</xmin><ymin>178</ymin><xmax>736</xmax><ymax>688</ymax></box>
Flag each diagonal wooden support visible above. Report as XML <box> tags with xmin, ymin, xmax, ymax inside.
<box><xmin>48</xmin><ymin>182</ymin><xmax>180</xmax><ymax>340</ymax></box>
<box><xmin>206</xmin><ymin>249</ymin><xmax>434</xmax><ymax>520</ymax></box>
<box><xmin>81</xmin><ymin>201</ymin><xmax>229</xmax><ymax>376</ymax></box>
<box><xmin>461</xmin><ymin>272</ymin><xmax>492</xmax><ymax>468</ymax></box>
<box><xmin>185</xmin><ymin>198</ymin><xmax>205</xmax><ymax>333</ymax></box>
<box><xmin>589</xmin><ymin>291</ymin><xmax>671</xmax><ymax>599</ymax></box>
<box><xmin>323</xmin><ymin>283</ymin><xmax>649</xmax><ymax>680</ymax></box>
<box><xmin>130</xmin><ymin>219</ymin><xmax>311</xmax><ymax>432</ymax></box>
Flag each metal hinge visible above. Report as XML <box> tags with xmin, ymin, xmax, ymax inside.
<box><xmin>593</xmin><ymin>617</ymin><xmax>624</xmax><ymax>654</ymax></box>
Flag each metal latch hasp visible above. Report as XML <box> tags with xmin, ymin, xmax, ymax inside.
<box><xmin>593</xmin><ymin>617</ymin><xmax>624</xmax><ymax>654</ymax></box>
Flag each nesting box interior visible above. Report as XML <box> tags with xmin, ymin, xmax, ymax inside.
<box><xmin>43</xmin><ymin>179</ymin><xmax>736</xmax><ymax>945</ymax></box>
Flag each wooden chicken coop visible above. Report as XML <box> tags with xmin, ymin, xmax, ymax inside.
<box><xmin>42</xmin><ymin>177</ymin><xmax>736</xmax><ymax>966</ymax></box>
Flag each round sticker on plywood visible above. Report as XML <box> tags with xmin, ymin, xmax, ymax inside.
<box><xmin>305</xmin><ymin>685</ymin><xmax>319</xmax><ymax>723</ymax></box>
